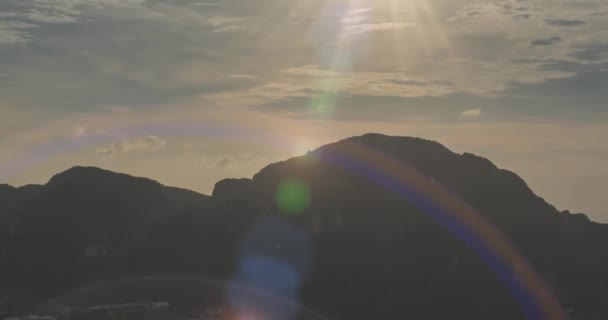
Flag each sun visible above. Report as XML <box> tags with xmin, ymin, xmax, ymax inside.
<box><xmin>291</xmin><ymin>140</ymin><xmax>318</xmax><ymax>156</ymax></box>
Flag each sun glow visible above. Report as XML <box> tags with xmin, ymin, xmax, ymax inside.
<box><xmin>291</xmin><ymin>140</ymin><xmax>318</xmax><ymax>156</ymax></box>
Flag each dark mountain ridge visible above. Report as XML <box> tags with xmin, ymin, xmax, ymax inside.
<box><xmin>1</xmin><ymin>134</ymin><xmax>607</xmax><ymax>320</ymax></box>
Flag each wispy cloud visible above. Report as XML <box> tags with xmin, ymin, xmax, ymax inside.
<box><xmin>531</xmin><ymin>36</ymin><xmax>562</xmax><ymax>46</ymax></box>
<box><xmin>96</xmin><ymin>136</ymin><xmax>167</xmax><ymax>156</ymax></box>
<box><xmin>205</xmin><ymin>61</ymin><xmax>574</xmax><ymax>108</ymax></box>
<box><xmin>337</xmin><ymin>7</ymin><xmax>415</xmax><ymax>38</ymax></box>
<box><xmin>206</xmin><ymin>16</ymin><xmax>244</xmax><ymax>33</ymax></box>
<box><xmin>448</xmin><ymin>0</ymin><xmax>540</xmax><ymax>22</ymax></box>
<box><xmin>570</xmin><ymin>43</ymin><xmax>608</xmax><ymax>61</ymax></box>
<box><xmin>545</xmin><ymin>19</ymin><xmax>586</xmax><ymax>27</ymax></box>
<box><xmin>191</xmin><ymin>2</ymin><xmax>219</xmax><ymax>6</ymax></box>
<box><xmin>343</xmin><ymin>22</ymin><xmax>415</xmax><ymax>36</ymax></box>
<box><xmin>0</xmin><ymin>20</ymin><xmax>35</xmax><ymax>43</ymax></box>
<box><xmin>461</xmin><ymin>109</ymin><xmax>482</xmax><ymax>117</ymax></box>
<box><xmin>228</xmin><ymin>74</ymin><xmax>258</xmax><ymax>79</ymax></box>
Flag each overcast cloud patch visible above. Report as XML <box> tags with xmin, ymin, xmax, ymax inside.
<box><xmin>531</xmin><ymin>36</ymin><xmax>562</xmax><ymax>46</ymax></box>
<box><xmin>545</xmin><ymin>19</ymin><xmax>586</xmax><ymax>26</ymax></box>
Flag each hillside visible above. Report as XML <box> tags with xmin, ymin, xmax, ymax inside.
<box><xmin>1</xmin><ymin>134</ymin><xmax>607</xmax><ymax>320</ymax></box>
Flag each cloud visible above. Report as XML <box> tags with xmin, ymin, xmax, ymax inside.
<box><xmin>0</xmin><ymin>0</ymin><xmax>88</xmax><ymax>43</ymax></box>
<box><xmin>313</xmin><ymin>5</ymin><xmax>416</xmax><ymax>44</ymax></box>
<box><xmin>24</xmin><ymin>10</ymin><xmax>78</xmax><ymax>24</ymax></box>
<box><xmin>71</xmin><ymin>126</ymin><xmax>87</xmax><ymax>138</ymax></box>
<box><xmin>191</xmin><ymin>2</ymin><xmax>219</xmax><ymax>6</ymax></box>
<box><xmin>343</xmin><ymin>22</ymin><xmax>415</xmax><ymax>36</ymax></box>
<box><xmin>570</xmin><ymin>43</ymin><xmax>608</xmax><ymax>61</ymax></box>
<box><xmin>386</xmin><ymin>79</ymin><xmax>455</xmax><ymax>86</ymax></box>
<box><xmin>205</xmin><ymin>16</ymin><xmax>243</xmax><ymax>27</ymax></box>
<box><xmin>212</xmin><ymin>25</ymin><xmax>240</xmax><ymax>33</ymax></box>
<box><xmin>215</xmin><ymin>156</ymin><xmax>231</xmax><ymax>168</ymax></box>
<box><xmin>205</xmin><ymin>16</ymin><xmax>244</xmax><ymax>32</ymax></box>
<box><xmin>447</xmin><ymin>0</ymin><xmax>540</xmax><ymax>22</ymax></box>
<box><xmin>0</xmin><ymin>20</ymin><xmax>35</xmax><ymax>43</ymax></box>
<box><xmin>461</xmin><ymin>109</ymin><xmax>482</xmax><ymax>117</ymax></box>
<box><xmin>545</xmin><ymin>19</ymin><xmax>586</xmax><ymax>27</ymax></box>
<box><xmin>0</xmin><ymin>0</ymin><xmax>164</xmax><ymax>46</ymax></box>
<box><xmin>96</xmin><ymin>136</ymin><xmax>167</xmax><ymax>156</ymax></box>
<box><xmin>1</xmin><ymin>0</ymin><xmax>608</xmax><ymax>122</ymax></box>
<box><xmin>205</xmin><ymin>81</ymin><xmax>312</xmax><ymax>107</ymax></box>
<box><xmin>531</xmin><ymin>36</ymin><xmax>562</xmax><ymax>46</ymax></box>
<box><xmin>206</xmin><ymin>61</ymin><xmax>574</xmax><ymax>108</ymax></box>
<box><xmin>0</xmin><ymin>1</ymin><xmax>256</xmax><ymax>107</ymax></box>
<box><xmin>348</xmin><ymin>8</ymin><xmax>372</xmax><ymax>15</ymax></box>
<box><xmin>386</xmin><ymin>79</ymin><xmax>428</xmax><ymax>86</ymax></box>
<box><xmin>513</xmin><ymin>14</ymin><xmax>531</xmax><ymax>20</ymax></box>
<box><xmin>229</xmin><ymin>74</ymin><xmax>258</xmax><ymax>79</ymax></box>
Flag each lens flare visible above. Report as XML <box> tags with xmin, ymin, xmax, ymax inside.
<box><xmin>238</xmin><ymin>255</ymin><xmax>299</xmax><ymax>296</ymax></box>
<box><xmin>308</xmin><ymin>90</ymin><xmax>337</xmax><ymax>118</ymax></box>
<box><xmin>276</xmin><ymin>178</ymin><xmax>311</xmax><ymax>215</ymax></box>
<box><xmin>317</xmin><ymin>139</ymin><xmax>568</xmax><ymax>320</ymax></box>
<box><xmin>229</xmin><ymin>218</ymin><xmax>313</xmax><ymax>320</ymax></box>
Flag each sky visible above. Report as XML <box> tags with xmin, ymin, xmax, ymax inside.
<box><xmin>1</xmin><ymin>0</ymin><xmax>607</xmax><ymax>221</ymax></box>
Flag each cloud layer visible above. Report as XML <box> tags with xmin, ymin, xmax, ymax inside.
<box><xmin>1</xmin><ymin>0</ymin><xmax>606</xmax><ymax>118</ymax></box>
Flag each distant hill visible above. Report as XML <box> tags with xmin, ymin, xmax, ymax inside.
<box><xmin>0</xmin><ymin>166</ymin><xmax>210</xmax><ymax>294</ymax></box>
<box><xmin>1</xmin><ymin>134</ymin><xmax>607</xmax><ymax>320</ymax></box>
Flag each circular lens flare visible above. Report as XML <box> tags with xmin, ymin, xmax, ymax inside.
<box><xmin>276</xmin><ymin>178</ymin><xmax>311</xmax><ymax>215</ymax></box>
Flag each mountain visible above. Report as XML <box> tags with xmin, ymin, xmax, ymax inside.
<box><xmin>0</xmin><ymin>166</ymin><xmax>209</xmax><ymax>295</ymax></box>
<box><xmin>1</xmin><ymin>134</ymin><xmax>607</xmax><ymax>320</ymax></box>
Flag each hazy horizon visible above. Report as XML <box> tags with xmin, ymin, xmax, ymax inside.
<box><xmin>4</xmin><ymin>131</ymin><xmax>607</xmax><ymax>223</ymax></box>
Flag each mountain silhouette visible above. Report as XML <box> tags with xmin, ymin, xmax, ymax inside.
<box><xmin>1</xmin><ymin>134</ymin><xmax>607</xmax><ymax>320</ymax></box>
<box><xmin>0</xmin><ymin>166</ymin><xmax>209</xmax><ymax>295</ymax></box>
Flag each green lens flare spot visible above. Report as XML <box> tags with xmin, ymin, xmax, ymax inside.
<box><xmin>276</xmin><ymin>178</ymin><xmax>311</xmax><ymax>215</ymax></box>
<box><xmin>308</xmin><ymin>93</ymin><xmax>336</xmax><ymax>118</ymax></box>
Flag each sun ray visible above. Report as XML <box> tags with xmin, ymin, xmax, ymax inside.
<box><xmin>412</xmin><ymin>0</ymin><xmax>453</xmax><ymax>58</ymax></box>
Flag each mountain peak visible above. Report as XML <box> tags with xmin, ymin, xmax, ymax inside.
<box><xmin>347</xmin><ymin>132</ymin><xmax>441</xmax><ymax>144</ymax></box>
<box><xmin>249</xmin><ymin>133</ymin><xmax>559</xmax><ymax>225</ymax></box>
<box><xmin>324</xmin><ymin>133</ymin><xmax>454</xmax><ymax>158</ymax></box>
<box><xmin>47</xmin><ymin>166</ymin><xmax>157</xmax><ymax>188</ymax></box>
<box><xmin>44</xmin><ymin>165</ymin><xmax>209</xmax><ymax>210</ymax></box>
<box><xmin>50</xmin><ymin>165</ymin><xmax>125</xmax><ymax>178</ymax></box>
